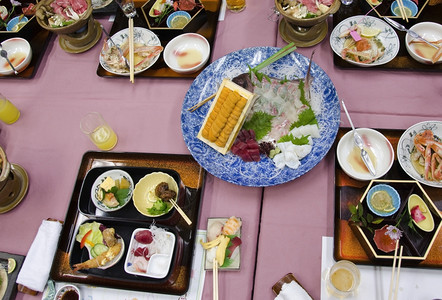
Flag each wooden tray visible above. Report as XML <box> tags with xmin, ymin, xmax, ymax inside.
<box><xmin>50</xmin><ymin>151</ymin><xmax>206</xmax><ymax>295</ymax></box>
<box><xmin>332</xmin><ymin>0</ymin><xmax>442</xmax><ymax>72</ymax></box>
<box><xmin>333</xmin><ymin>128</ymin><xmax>442</xmax><ymax>267</ymax></box>
<box><xmin>96</xmin><ymin>0</ymin><xmax>221</xmax><ymax>78</ymax></box>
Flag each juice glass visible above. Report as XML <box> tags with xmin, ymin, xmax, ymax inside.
<box><xmin>326</xmin><ymin>260</ymin><xmax>360</xmax><ymax>297</ymax></box>
<box><xmin>0</xmin><ymin>94</ymin><xmax>20</xmax><ymax>124</ymax></box>
<box><xmin>80</xmin><ymin>112</ymin><xmax>118</xmax><ymax>151</ymax></box>
<box><xmin>226</xmin><ymin>0</ymin><xmax>246</xmax><ymax>12</ymax></box>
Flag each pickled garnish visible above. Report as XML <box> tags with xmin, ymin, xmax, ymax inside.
<box><xmin>370</xmin><ymin>190</ymin><xmax>394</xmax><ymax>212</ymax></box>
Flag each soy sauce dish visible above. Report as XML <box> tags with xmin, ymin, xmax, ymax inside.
<box><xmin>55</xmin><ymin>284</ymin><xmax>80</xmax><ymax>300</ymax></box>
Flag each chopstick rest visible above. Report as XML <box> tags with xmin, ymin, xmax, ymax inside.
<box><xmin>16</xmin><ymin>219</ymin><xmax>62</xmax><ymax>292</ymax></box>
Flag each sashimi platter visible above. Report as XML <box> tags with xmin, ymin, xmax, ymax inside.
<box><xmin>181</xmin><ymin>46</ymin><xmax>340</xmax><ymax>186</ymax></box>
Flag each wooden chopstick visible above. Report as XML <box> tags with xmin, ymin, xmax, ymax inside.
<box><xmin>129</xmin><ymin>18</ymin><xmax>134</xmax><ymax>83</ymax></box>
<box><xmin>397</xmin><ymin>0</ymin><xmax>408</xmax><ymax>22</ymax></box>
<box><xmin>187</xmin><ymin>93</ymin><xmax>216</xmax><ymax>112</ymax></box>
<box><xmin>169</xmin><ymin>199</ymin><xmax>192</xmax><ymax>225</ymax></box>
<box><xmin>213</xmin><ymin>259</ymin><xmax>219</xmax><ymax>300</ymax></box>
<box><xmin>388</xmin><ymin>240</ymin><xmax>403</xmax><ymax>300</ymax></box>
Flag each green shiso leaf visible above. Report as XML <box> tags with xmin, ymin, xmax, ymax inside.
<box><xmin>243</xmin><ymin>111</ymin><xmax>274</xmax><ymax>141</ymax></box>
<box><xmin>290</xmin><ymin>108</ymin><xmax>318</xmax><ymax>130</ymax></box>
<box><xmin>115</xmin><ymin>188</ymin><xmax>130</xmax><ymax>204</ymax></box>
<box><xmin>278</xmin><ymin>134</ymin><xmax>310</xmax><ymax>145</ymax></box>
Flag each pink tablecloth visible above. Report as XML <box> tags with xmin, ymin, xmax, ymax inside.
<box><xmin>0</xmin><ymin>0</ymin><xmax>441</xmax><ymax>299</ymax></box>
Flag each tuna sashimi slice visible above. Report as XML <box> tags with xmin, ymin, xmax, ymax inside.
<box><xmin>411</xmin><ymin>205</ymin><xmax>426</xmax><ymax>223</ymax></box>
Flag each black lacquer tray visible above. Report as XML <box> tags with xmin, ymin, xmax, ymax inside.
<box><xmin>50</xmin><ymin>151</ymin><xmax>206</xmax><ymax>295</ymax></box>
<box><xmin>96</xmin><ymin>0</ymin><xmax>221</xmax><ymax>78</ymax></box>
<box><xmin>332</xmin><ymin>0</ymin><xmax>442</xmax><ymax>71</ymax></box>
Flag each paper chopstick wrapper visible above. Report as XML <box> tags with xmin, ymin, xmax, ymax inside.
<box><xmin>16</xmin><ymin>219</ymin><xmax>62</xmax><ymax>292</ymax></box>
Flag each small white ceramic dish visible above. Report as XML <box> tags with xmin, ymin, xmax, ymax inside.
<box><xmin>90</xmin><ymin>169</ymin><xmax>134</xmax><ymax>212</ymax></box>
<box><xmin>366</xmin><ymin>183</ymin><xmax>400</xmax><ymax>217</ymax></box>
<box><xmin>330</xmin><ymin>15</ymin><xmax>399</xmax><ymax>67</ymax></box>
<box><xmin>397</xmin><ymin>120</ymin><xmax>442</xmax><ymax>188</ymax></box>
<box><xmin>124</xmin><ymin>227</ymin><xmax>175</xmax><ymax>278</ymax></box>
<box><xmin>337</xmin><ymin>128</ymin><xmax>394</xmax><ymax>181</ymax></box>
<box><xmin>0</xmin><ymin>37</ymin><xmax>32</xmax><ymax>75</ymax></box>
<box><xmin>163</xmin><ymin>33</ymin><xmax>210</xmax><ymax>74</ymax></box>
<box><xmin>405</xmin><ymin>22</ymin><xmax>442</xmax><ymax>65</ymax></box>
<box><xmin>99</xmin><ymin>27</ymin><xmax>162</xmax><ymax>75</ymax></box>
<box><xmin>391</xmin><ymin>0</ymin><xmax>418</xmax><ymax>17</ymax></box>
<box><xmin>55</xmin><ymin>284</ymin><xmax>80</xmax><ymax>300</ymax></box>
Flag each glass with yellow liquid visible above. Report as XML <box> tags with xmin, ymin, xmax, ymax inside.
<box><xmin>0</xmin><ymin>94</ymin><xmax>20</xmax><ymax>124</ymax></box>
<box><xmin>226</xmin><ymin>0</ymin><xmax>246</xmax><ymax>12</ymax></box>
<box><xmin>326</xmin><ymin>260</ymin><xmax>360</xmax><ymax>297</ymax></box>
<box><xmin>80</xmin><ymin>112</ymin><xmax>118</xmax><ymax>151</ymax></box>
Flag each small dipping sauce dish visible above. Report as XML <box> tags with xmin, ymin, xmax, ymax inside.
<box><xmin>55</xmin><ymin>284</ymin><xmax>80</xmax><ymax>300</ymax></box>
<box><xmin>326</xmin><ymin>260</ymin><xmax>360</xmax><ymax>297</ymax></box>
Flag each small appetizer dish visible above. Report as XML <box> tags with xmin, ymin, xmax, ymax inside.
<box><xmin>330</xmin><ymin>15</ymin><xmax>399</xmax><ymax>67</ymax></box>
<box><xmin>349</xmin><ymin>180</ymin><xmax>442</xmax><ymax>264</ymax></box>
<box><xmin>124</xmin><ymin>226</ymin><xmax>176</xmax><ymax>278</ymax></box>
<box><xmin>397</xmin><ymin>120</ymin><xmax>442</xmax><ymax>188</ymax></box>
<box><xmin>163</xmin><ymin>33</ymin><xmax>210</xmax><ymax>74</ymax></box>
<box><xmin>337</xmin><ymin>128</ymin><xmax>394</xmax><ymax>181</ymax></box>
<box><xmin>55</xmin><ymin>284</ymin><xmax>80</xmax><ymax>300</ymax></box>
<box><xmin>100</xmin><ymin>27</ymin><xmax>163</xmax><ymax>76</ymax></box>
<box><xmin>0</xmin><ymin>38</ymin><xmax>32</xmax><ymax>76</ymax></box>
<box><xmin>133</xmin><ymin>171</ymin><xmax>179</xmax><ymax>217</ymax></box>
<box><xmin>72</xmin><ymin>221</ymin><xmax>125</xmax><ymax>271</ymax></box>
<box><xmin>408</xmin><ymin>194</ymin><xmax>435</xmax><ymax>232</ymax></box>
<box><xmin>405</xmin><ymin>22</ymin><xmax>442</xmax><ymax>65</ymax></box>
<box><xmin>391</xmin><ymin>0</ymin><xmax>417</xmax><ymax>18</ymax></box>
<box><xmin>166</xmin><ymin>11</ymin><xmax>191</xmax><ymax>29</ymax></box>
<box><xmin>6</xmin><ymin>16</ymin><xmax>29</xmax><ymax>32</ymax></box>
<box><xmin>366</xmin><ymin>184</ymin><xmax>400</xmax><ymax>217</ymax></box>
<box><xmin>90</xmin><ymin>169</ymin><xmax>134</xmax><ymax>212</ymax></box>
<box><xmin>201</xmin><ymin>216</ymin><xmax>242</xmax><ymax>270</ymax></box>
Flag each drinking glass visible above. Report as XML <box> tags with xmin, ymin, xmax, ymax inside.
<box><xmin>326</xmin><ymin>260</ymin><xmax>360</xmax><ymax>297</ymax></box>
<box><xmin>80</xmin><ymin>112</ymin><xmax>118</xmax><ymax>151</ymax></box>
<box><xmin>114</xmin><ymin>0</ymin><xmax>136</xmax><ymax>18</ymax></box>
<box><xmin>0</xmin><ymin>94</ymin><xmax>20</xmax><ymax>124</ymax></box>
<box><xmin>226</xmin><ymin>0</ymin><xmax>246</xmax><ymax>12</ymax></box>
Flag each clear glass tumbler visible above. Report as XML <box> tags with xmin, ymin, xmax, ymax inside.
<box><xmin>80</xmin><ymin>112</ymin><xmax>118</xmax><ymax>151</ymax></box>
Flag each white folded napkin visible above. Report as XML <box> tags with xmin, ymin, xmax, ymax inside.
<box><xmin>275</xmin><ymin>280</ymin><xmax>313</xmax><ymax>300</ymax></box>
<box><xmin>16</xmin><ymin>220</ymin><xmax>62</xmax><ymax>292</ymax></box>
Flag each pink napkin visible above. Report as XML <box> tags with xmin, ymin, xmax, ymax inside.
<box><xmin>16</xmin><ymin>220</ymin><xmax>62</xmax><ymax>292</ymax></box>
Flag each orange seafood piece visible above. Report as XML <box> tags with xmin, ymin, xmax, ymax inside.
<box><xmin>222</xmin><ymin>216</ymin><xmax>242</xmax><ymax>236</ymax></box>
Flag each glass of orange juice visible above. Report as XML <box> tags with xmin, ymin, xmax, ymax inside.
<box><xmin>0</xmin><ymin>94</ymin><xmax>20</xmax><ymax>124</ymax></box>
<box><xmin>80</xmin><ymin>112</ymin><xmax>118</xmax><ymax>151</ymax></box>
<box><xmin>326</xmin><ymin>260</ymin><xmax>360</xmax><ymax>297</ymax></box>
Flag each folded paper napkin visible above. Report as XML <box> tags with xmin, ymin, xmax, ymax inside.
<box><xmin>275</xmin><ymin>281</ymin><xmax>313</xmax><ymax>300</ymax></box>
<box><xmin>16</xmin><ymin>220</ymin><xmax>62</xmax><ymax>292</ymax></box>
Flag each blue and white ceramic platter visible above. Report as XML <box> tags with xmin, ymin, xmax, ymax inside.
<box><xmin>181</xmin><ymin>47</ymin><xmax>340</xmax><ymax>187</ymax></box>
<box><xmin>330</xmin><ymin>15</ymin><xmax>399</xmax><ymax>67</ymax></box>
<box><xmin>397</xmin><ymin>120</ymin><xmax>442</xmax><ymax>188</ymax></box>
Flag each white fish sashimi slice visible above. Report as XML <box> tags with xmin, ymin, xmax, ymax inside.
<box><xmin>290</xmin><ymin>124</ymin><xmax>320</xmax><ymax>138</ymax></box>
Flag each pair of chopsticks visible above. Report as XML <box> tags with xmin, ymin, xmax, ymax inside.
<box><xmin>169</xmin><ymin>199</ymin><xmax>192</xmax><ymax>225</ymax></box>
<box><xmin>396</xmin><ymin>0</ymin><xmax>409</xmax><ymax>22</ymax></box>
<box><xmin>128</xmin><ymin>18</ymin><xmax>135</xmax><ymax>83</ymax></box>
<box><xmin>213</xmin><ymin>259</ymin><xmax>219</xmax><ymax>300</ymax></box>
<box><xmin>186</xmin><ymin>42</ymin><xmax>296</xmax><ymax>112</ymax></box>
<box><xmin>388</xmin><ymin>240</ymin><xmax>403</xmax><ymax>300</ymax></box>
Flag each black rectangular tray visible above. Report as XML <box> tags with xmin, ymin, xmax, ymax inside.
<box><xmin>332</xmin><ymin>0</ymin><xmax>442</xmax><ymax>72</ymax></box>
<box><xmin>68</xmin><ymin>218</ymin><xmax>182</xmax><ymax>291</ymax></box>
<box><xmin>96</xmin><ymin>0</ymin><xmax>221</xmax><ymax>78</ymax></box>
<box><xmin>0</xmin><ymin>252</ymin><xmax>25</xmax><ymax>300</ymax></box>
<box><xmin>50</xmin><ymin>151</ymin><xmax>206</xmax><ymax>295</ymax></box>
<box><xmin>79</xmin><ymin>166</ymin><xmax>185</xmax><ymax>223</ymax></box>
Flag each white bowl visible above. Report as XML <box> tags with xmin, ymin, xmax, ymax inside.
<box><xmin>405</xmin><ymin>22</ymin><xmax>442</xmax><ymax>65</ymax></box>
<box><xmin>0</xmin><ymin>38</ymin><xmax>32</xmax><ymax>75</ymax></box>
<box><xmin>163</xmin><ymin>33</ymin><xmax>210</xmax><ymax>74</ymax></box>
<box><xmin>55</xmin><ymin>284</ymin><xmax>80</xmax><ymax>300</ymax></box>
<box><xmin>330</xmin><ymin>16</ymin><xmax>399</xmax><ymax>67</ymax></box>
<box><xmin>337</xmin><ymin>128</ymin><xmax>394</xmax><ymax>181</ymax></box>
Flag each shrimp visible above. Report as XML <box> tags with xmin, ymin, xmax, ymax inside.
<box><xmin>73</xmin><ymin>242</ymin><xmax>122</xmax><ymax>271</ymax></box>
<box><xmin>222</xmin><ymin>216</ymin><xmax>242</xmax><ymax>236</ymax></box>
